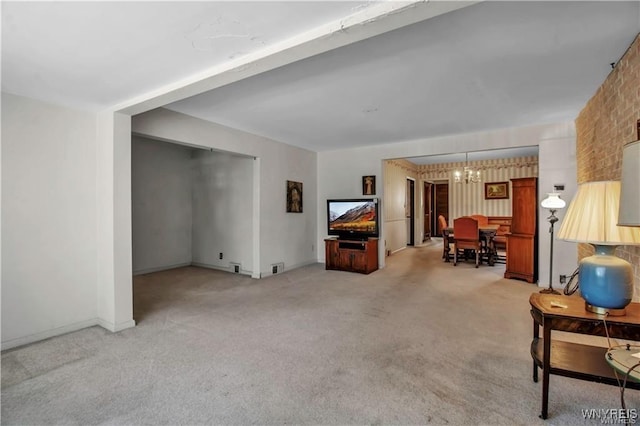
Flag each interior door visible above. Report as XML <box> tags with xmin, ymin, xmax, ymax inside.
<box><xmin>406</xmin><ymin>178</ymin><xmax>415</xmax><ymax>246</ymax></box>
<box><xmin>423</xmin><ymin>182</ymin><xmax>433</xmax><ymax>241</ymax></box>
<box><xmin>433</xmin><ymin>182</ymin><xmax>450</xmax><ymax>237</ymax></box>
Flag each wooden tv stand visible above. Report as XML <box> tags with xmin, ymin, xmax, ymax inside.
<box><xmin>324</xmin><ymin>237</ymin><xmax>378</xmax><ymax>274</ymax></box>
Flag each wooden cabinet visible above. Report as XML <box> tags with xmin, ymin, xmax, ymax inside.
<box><xmin>325</xmin><ymin>238</ymin><xmax>378</xmax><ymax>274</ymax></box>
<box><xmin>505</xmin><ymin>177</ymin><xmax>538</xmax><ymax>283</ymax></box>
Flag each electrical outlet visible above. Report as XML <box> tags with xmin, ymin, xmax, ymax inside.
<box><xmin>234</xmin><ymin>265</ymin><xmax>239</xmax><ymax>273</ymax></box>
<box><xmin>559</xmin><ymin>274</ymin><xmax>567</xmax><ymax>284</ymax></box>
<box><xmin>272</xmin><ymin>265</ymin><xmax>278</xmax><ymax>274</ymax></box>
<box><xmin>219</xmin><ymin>252</ymin><xmax>223</xmax><ymax>259</ymax></box>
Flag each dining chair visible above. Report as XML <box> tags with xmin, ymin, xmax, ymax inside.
<box><xmin>492</xmin><ymin>234</ymin><xmax>507</xmax><ymax>264</ymax></box>
<box><xmin>438</xmin><ymin>215</ymin><xmax>452</xmax><ymax>261</ymax></box>
<box><xmin>471</xmin><ymin>214</ymin><xmax>493</xmax><ymax>258</ymax></box>
<box><xmin>470</xmin><ymin>214</ymin><xmax>489</xmax><ymax>226</ymax></box>
<box><xmin>453</xmin><ymin>217</ymin><xmax>481</xmax><ymax>267</ymax></box>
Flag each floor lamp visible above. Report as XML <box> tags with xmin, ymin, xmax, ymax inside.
<box><xmin>540</xmin><ymin>192</ymin><xmax>566</xmax><ymax>294</ymax></box>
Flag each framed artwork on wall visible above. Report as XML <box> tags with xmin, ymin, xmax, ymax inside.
<box><xmin>485</xmin><ymin>181</ymin><xmax>509</xmax><ymax>200</ymax></box>
<box><xmin>363</xmin><ymin>175</ymin><xmax>376</xmax><ymax>195</ymax></box>
<box><xmin>286</xmin><ymin>180</ymin><xmax>303</xmax><ymax>213</ymax></box>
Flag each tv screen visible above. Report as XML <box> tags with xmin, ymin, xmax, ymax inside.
<box><xmin>327</xmin><ymin>198</ymin><xmax>379</xmax><ymax>238</ymax></box>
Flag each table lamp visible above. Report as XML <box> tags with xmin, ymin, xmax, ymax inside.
<box><xmin>540</xmin><ymin>191</ymin><xmax>566</xmax><ymax>294</ymax></box>
<box><xmin>556</xmin><ymin>181</ymin><xmax>640</xmax><ymax>315</ymax></box>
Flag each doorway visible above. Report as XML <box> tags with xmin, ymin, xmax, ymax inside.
<box><xmin>406</xmin><ymin>178</ymin><xmax>415</xmax><ymax>246</ymax></box>
<box><xmin>423</xmin><ymin>181</ymin><xmax>433</xmax><ymax>242</ymax></box>
<box><xmin>433</xmin><ymin>182</ymin><xmax>450</xmax><ymax>237</ymax></box>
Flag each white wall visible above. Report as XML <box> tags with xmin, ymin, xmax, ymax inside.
<box><xmin>318</xmin><ymin>122</ymin><xmax>578</xmax><ymax>279</ymax></box>
<box><xmin>1</xmin><ymin>93</ymin><xmax>98</xmax><ymax>349</ymax></box>
<box><xmin>191</xmin><ymin>150</ymin><xmax>254</xmax><ymax>274</ymax></box>
<box><xmin>383</xmin><ymin>160</ymin><xmax>420</xmax><ymax>254</ymax></box>
<box><xmin>131</xmin><ymin>136</ymin><xmax>193</xmax><ymax>274</ymax></box>
<box><xmin>538</xmin><ymin>136</ymin><xmax>577</xmax><ymax>290</ymax></box>
<box><xmin>132</xmin><ymin>108</ymin><xmax>317</xmax><ymax>277</ymax></box>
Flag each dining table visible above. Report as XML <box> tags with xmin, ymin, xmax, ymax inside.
<box><xmin>443</xmin><ymin>224</ymin><xmax>500</xmax><ymax>265</ymax></box>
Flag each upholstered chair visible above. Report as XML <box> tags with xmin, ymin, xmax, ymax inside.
<box><xmin>453</xmin><ymin>217</ymin><xmax>481</xmax><ymax>267</ymax></box>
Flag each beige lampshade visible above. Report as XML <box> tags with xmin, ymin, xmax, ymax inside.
<box><xmin>618</xmin><ymin>140</ymin><xmax>640</xmax><ymax>227</ymax></box>
<box><xmin>556</xmin><ymin>181</ymin><xmax>640</xmax><ymax>245</ymax></box>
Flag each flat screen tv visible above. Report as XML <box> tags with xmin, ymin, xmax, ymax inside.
<box><xmin>327</xmin><ymin>198</ymin><xmax>379</xmax><ymax>239</ymax></box>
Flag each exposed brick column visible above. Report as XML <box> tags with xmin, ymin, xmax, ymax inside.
<box><xmin>575</xmin><ymin>34</ymin><xmax>640</xmax><ymax>300</ymax></box>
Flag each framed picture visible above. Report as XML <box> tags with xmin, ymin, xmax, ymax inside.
<box><xmin>362</xmin><ymin>175</ymin><xmax>376</xmax><ymax>195</ymax></box>
<box><xmin>485</xmin><ymin>181</ymin><xmax>509</xmax><ymax>200</ymax></box>
<box><xmin>286</xmin><ymin>180</ymin><xmax>303</xmax><ymax>213</ymax></box>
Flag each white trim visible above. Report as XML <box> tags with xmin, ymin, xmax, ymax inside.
<box><xmin>260</xmin><ymin>260</ymin><xmax>320</xmax><ymax>278</ymax></box>
<box><xmin>97</xmin><ymin>318</ymin><xmax>136</xmax><ymax>333</ymax></box>
<box><xmin>1</xmin><ymin>318</ymin><xmax>99</xmax><ymax>351</ymax></box>
<box><xmin>391</xmin><ymin>246</ymin><xmax>407</xmax><ymax>255</ymax></box>
<box><xmin>133</xmin><ymin>262</ymin><xmax>191</xmax><ymax>276</ymax></box>
<box><xmin>191</xmin><ymin>262</ymin><xmax>253</xmax><ymax>277</ymax></box>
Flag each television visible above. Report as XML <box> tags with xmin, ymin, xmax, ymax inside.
<box><xmin>327</xmin><ymin>198</ymin><xmax>379</xmax><ymax>239</ymax></box>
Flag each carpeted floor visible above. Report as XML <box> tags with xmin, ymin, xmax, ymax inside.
<box><xmin>2</xmin><ymin>242</ymin><xmax>638</xmax><ymax>425</ymax></box>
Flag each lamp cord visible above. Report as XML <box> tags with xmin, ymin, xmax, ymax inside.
<box><xmin>562</xmin><ymin>267</ymin><xmax>579</xmax><ymax>295</ymax></box>
<box><xmin>603</xmin><ymin>313</ymin><xmax>640</xmax><ymax>411</ymax></box>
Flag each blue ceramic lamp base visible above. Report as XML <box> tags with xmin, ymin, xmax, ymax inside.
<box><xmin>580</xmin><ymin>245</ymin><xmax>633</xmax><ymax>316</ymax></box>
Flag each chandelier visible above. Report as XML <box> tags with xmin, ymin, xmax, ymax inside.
<box><xmin>454</xmin><ymin>153</ymin><xmax>481</xmax><ymax>184</ymax></box>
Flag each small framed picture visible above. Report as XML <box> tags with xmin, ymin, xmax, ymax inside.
<box><xmin>485</xmin><ymin>181</ymin><xmax>509</xmax><ymax>200</ymax></box>
<box><xmin>363</xmin><ymin>175</ymin><xmax>376</xmax><ymax>195</ymax></box>
<box><xmin>286</xmin><ymin>180</ymin><xmax>303</xmax><ymax>213</ymax></box>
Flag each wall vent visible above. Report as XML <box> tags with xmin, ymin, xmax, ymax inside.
<box><xmin>271</xmin><ymin>262</ymin><xmax>284</xmax><ymax>274</ymax></box>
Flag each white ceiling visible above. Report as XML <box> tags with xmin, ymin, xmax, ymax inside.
<box><xmin>1</xmin><ymin>1</ymin><xmax>377</xmax><ymax>109</ymax></box>
<box><xmin>3</xmin><ymin>1</ymin><xmax>639</xmax><ymax>155</ymax></box>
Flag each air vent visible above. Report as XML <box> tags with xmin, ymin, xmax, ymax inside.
<box><xmin>271</xmin><ymin>262</ymin><xmax>284</xmax><ymax>274</ymax></box>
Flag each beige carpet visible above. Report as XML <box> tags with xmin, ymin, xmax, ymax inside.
<box><xmin>2</xmin><ymin>242</ymin><xmax>637</xmax><ymax>425</ymax></box>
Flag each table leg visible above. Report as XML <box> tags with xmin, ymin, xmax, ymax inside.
<box><xmin>443</xmin><ymin>234</ymin><xmax>451</xmax><ymax>262</ymax></box>
<box><xmin>540</xmin><ymin>325</ymin><xmax>551</xmax><ymax>419</ymax></box>
<box><xmin>532</xmin><ymin>320</ymin><xmax>539</xmax><ymax>383</ymax></box>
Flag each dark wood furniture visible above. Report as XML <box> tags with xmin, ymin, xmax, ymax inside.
<box><xmin>505</xmin><ymin>177</ymin><xmax>538</xmax><ymax>283</ymax></box>
<box><xmin>487</xmin><ymin>216</ymin><xmax>511</xmax><ymax>235</ymax></box>
<box><xmin>325</xmin><ymin>237</ymin><xmax>378</xmax><ymax>274</ymax></box>
<box><xmin>488</xmin><ymin>216</ymin><xmax>511</xmax><ymax>263</ymax></box>
<box><xmin>444</xmin><ymin>224</ymin><xmax>499</xmax><ymax>265</ymax></box>
<box><xmin>452</xmin><ymin>217</ymin><xmax>481</xmax><ymax>267</ymax></box>
<box><xmin>529</xmin><ymin>293</ymin><xmax>640</xmax><ymax>419</ymax></box>
<box><xmin>438</xmin><ymin>215</ymin><xmax>451</xmax><ymax>261</ymax></box>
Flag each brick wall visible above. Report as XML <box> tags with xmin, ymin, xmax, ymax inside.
<box><xmin>575</xmin><ymin>34</ymin><xmax>640</xmax><ymax>301</ymax></box>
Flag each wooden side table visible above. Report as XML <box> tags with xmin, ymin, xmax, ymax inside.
<box><xmin>529</xmin><ymin>293</ymin><xmax>640</xmax><ymax>419</ymax></box>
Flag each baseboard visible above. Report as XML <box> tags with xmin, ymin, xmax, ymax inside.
<box><xmin>191</xmin><ymin>261</ymin><xmax>253</xmax><ymax>277</ymax></box>
<box><xmin>390</xmin><ymin>246</ymin><xmax>407</xmax><ymax>255</ymax></box>
<box><xmin>133</xmin><ymin>262</ymin><xmax>191</xmax><ymax>276</ymax></box>
<box><xmin>260</xmin><ymin>260</ymin><xmax>319</xmax><ymax>278</ymax></box>
<box><xmin>1</xmin><ymin>317</ymin><xmax>99</xmax><ymax>351</ymax></box>
<box><xmin>97</xmin><ymin>318</ymin><xmax>136</xmax><ymax>333</ymax></box>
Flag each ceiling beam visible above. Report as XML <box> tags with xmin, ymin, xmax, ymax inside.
<box><xmin>116</xmin><ymin>0</ymin><xmax>479</xmax><ymax>116</ymax></box>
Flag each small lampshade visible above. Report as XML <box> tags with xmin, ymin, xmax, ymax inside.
<box><xmin>557</xmin><ymin>180</ymin><xmax>640</xmax><ymax>315</ymax></box>
<box><xmin>556</xmin><ymin>181</ymin><xmax>640</xmax><ymax>245</ymax></box>
<box><xmin>541</xmin><ymin>192</ymin><xmax>566</xmax><ymax>210</ymax></box>
<box><xmin>618</xmin><ymin>140</ymin><xmax>640</xmax><ymax>227</ymax></box>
